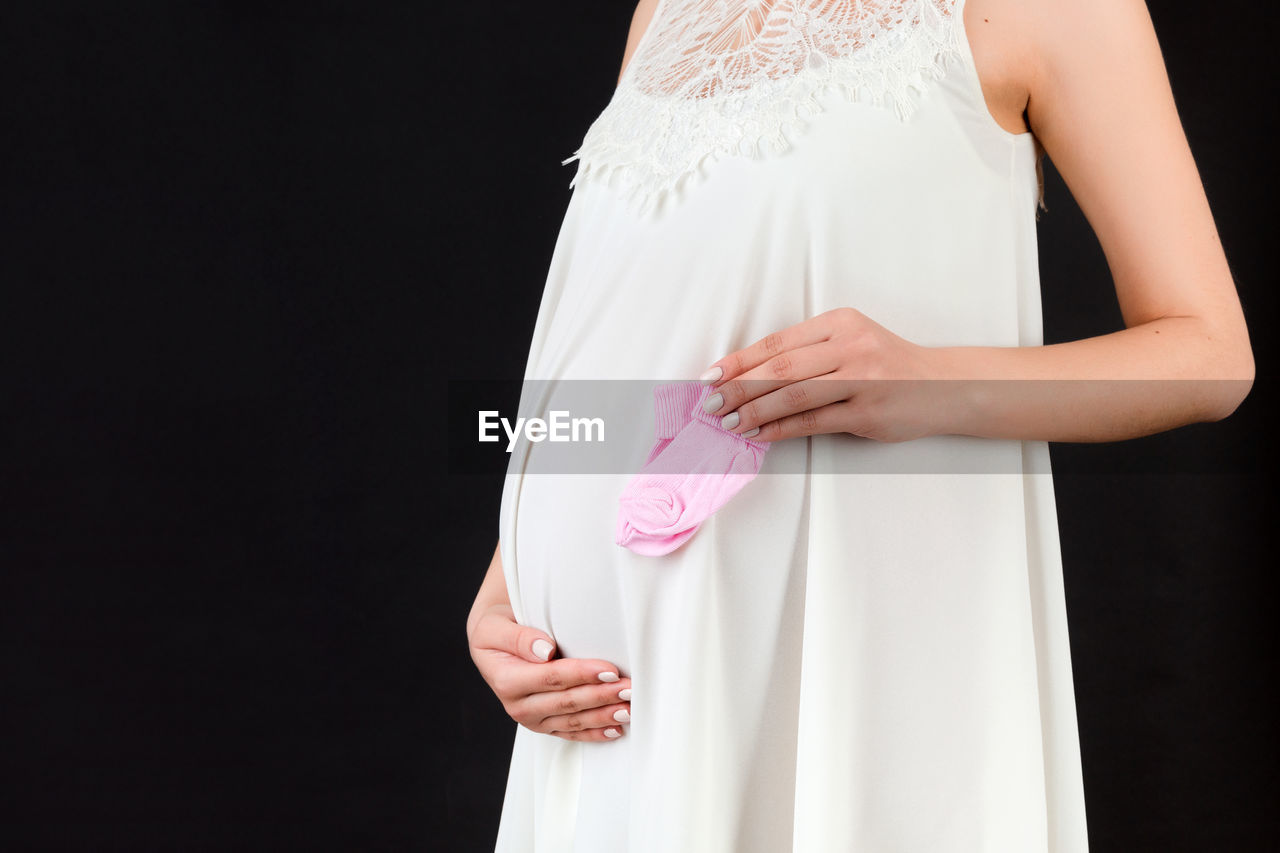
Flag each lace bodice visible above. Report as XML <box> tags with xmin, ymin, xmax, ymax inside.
<box><xmin>562</xmin><ymin>0</ymin><xmax>962</xmax><ymax>216</ymax></box>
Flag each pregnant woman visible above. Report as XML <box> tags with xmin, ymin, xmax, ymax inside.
<box><xmin>466</xmin><ymin>0</ymin><xmax>1254</xmax><ymax>850</ymax></box>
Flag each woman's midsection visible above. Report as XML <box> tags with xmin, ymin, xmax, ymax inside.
<box><xmin>513</xmin><ymin>472</ymin><xmax>635</xmax><ymax>670</ymax></box>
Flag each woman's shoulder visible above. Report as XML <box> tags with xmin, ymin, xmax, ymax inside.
<box><xmin>617</xmin><ymin>0</ymin><xmax>662</xmax><ymax>86</ymax></box>
<box><xmin>970</xmin><ymin>0</ymin><xmax>1168</xmax><ymax>131</ymax></box>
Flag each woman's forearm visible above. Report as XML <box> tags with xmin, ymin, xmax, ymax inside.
<box><xmin>933</xmin><ymin>315</ymin><xmax>1255</xmax><ymax>442</ymax></box>
<box><xmin>467</xmin><ymin>541</ymin><xmax>512</xmax><ymax>642</ymax></box>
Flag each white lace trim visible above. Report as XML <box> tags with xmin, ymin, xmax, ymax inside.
<box><xmin>562</xmin><ymin>0</ymin><xmax>962</xmax><ymax>216</ymax></box>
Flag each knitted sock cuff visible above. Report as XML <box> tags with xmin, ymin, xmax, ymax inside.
<box><xmin>652</xmin><ymin>381</ymin><xmax>705</xmax><ymax>440</ymax></box>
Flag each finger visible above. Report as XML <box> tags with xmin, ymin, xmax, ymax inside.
<box><xmin>701</xmin><ymin>309</ymin><xmax>848</xmax><ymax>387</ymax></box>
<box><xmin>542</xmin><ymin>702</ymin><xmax>632</xmax><ymax>736</ymax></box>
<box><xmin>517</xmin><ymin>678</ymin><xmax>632</xmax><ymax>722</ymax></box>
<box><xmin>724</xmin><ymin>374</ymin><xmax>856</xmax><ymax>437</ymax></box>
<box><xmin>472</xmin><ymin>608</ymin><xmax>558</xmax><ymax>664</ymax></box>
<box><xmin>547</xmin><ymin>725</ymin><xmax>625</xmax><ymax>743</ymax></box>
<box><xmin>507</xmin><ymin>656</ymin><xmax>627</xmax><ymax>700</ymax></box>
<box><xmin>703</xmin><ymin>341</ymin><xmax>846</xmax><ymax>429</ymax></box>
<box><xmin>754</xmin><ymin>398</ymin><xmax>856</xmax><ymax>442</ymax></box>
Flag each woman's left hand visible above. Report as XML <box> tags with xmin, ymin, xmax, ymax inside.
<box><xmin>698</xmin><ymin>307</ymin><xmax>965</xmax><ymax>443</ymax></box>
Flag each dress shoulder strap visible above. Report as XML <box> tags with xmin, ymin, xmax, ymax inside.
<box><xmin>563</xmin><ymin>0</ymin><xmax>965</xmax><ymax>215</ymax></box>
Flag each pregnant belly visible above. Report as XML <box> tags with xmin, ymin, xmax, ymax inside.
<box><xmin>505</xmin><ymin>434</ymin><xmax>815</xmax><ymax>679</ymax></box>
<box><xmin>511</xmin><ymin>472</ymin><xmax>635</xmax><ymax>670</ymax></box>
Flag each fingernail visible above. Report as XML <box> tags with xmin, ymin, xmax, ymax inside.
<box><xmin>742</xmin><ymin>427</ymin><xmax>760</xmax><ymax>438</ymax></box>
<box><xmin>703</xmin><ymin>392</ymin><xmax>724</xmax><ymax>413</ymax></box>
<box><xmin>617</xmin><ymin>688</ymin><xmax>632</xmax><ymax>701</ymax></box>
<box><xmin>613</xmin><ymin>709</ymin><xmax>631</xmax><ymax>723</ymax></box>
<box><xmin>597</xmin><ymin>671</ymin><xmax>620</xmax><ymax>683</ymax></box>
<box><xmin>604</xmin><ymin>728</ymin><xmax>621</xmax><ymax>738</ymax></box>
<box><xmin>532</xmin><ymin>639</ymin><xmax>553</xmax><ymax>661</ymax></box>
<box><xmin>699</xmin><ymin>366</ymin><xmax>723</xmax><ymax>384</ymax></box>
<box><xmin>721</xmin><ymin>411</ymin><xmax>740</xmax><ymax>429</ymax></box>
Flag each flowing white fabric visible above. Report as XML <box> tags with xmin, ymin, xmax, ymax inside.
<box><xmin>495</xmin><ymin>0</ymin><xmax>1089</xmax><ymax>849</ymax></box>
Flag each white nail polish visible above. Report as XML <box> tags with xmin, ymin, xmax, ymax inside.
<box><xmin>618</xmin><ymin>688</ymin><xmax>632</xmax><ymax>701</ymax></box>
<box><xmin>742</xmin><ymin>427</ymin><xmax>760</xmax><ymax>438</ymax></box>
<box><xmin>531</xmin><ymin>639</ymin><xmax>553</xmax><ymax>661</ymax></box>
<box><xmin>721</xmin><ymin>411</ymin><xmax>740</xmax><ymax>429</ymax></box>
<box><xmin>604</xmin><ymin>728</ymin><xmax>621</xmax><ymax>738</ymax></box>
<box><xmin>699</xmin><ymin>366</ymin><xmax>723</xmax><ymax>384</ymax></box>
<box><xmin>703</xmin><ymin>392</ymin><xmax>723</xmax><ymax>413</ymax></box>
<box><xmin>597</xmin><ymin>671</ymin><xmax>620</xmax><ymax>683</ymax></box>
<box><xmin>613</xmin><ymin>709</ymin><xmax>631</xmax><ymax>723</ymax></box>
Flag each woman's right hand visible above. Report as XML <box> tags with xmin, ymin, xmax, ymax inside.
<box><xmin>468</xmin><ymin>602</ymin><xmax>632</xmax><ymax>742</ymax></box>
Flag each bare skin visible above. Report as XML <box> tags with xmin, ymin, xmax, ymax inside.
<box><xmin>470</xmin><ymin>0</ymin><xmax>1255</xmax><ymax>740</ymax></box>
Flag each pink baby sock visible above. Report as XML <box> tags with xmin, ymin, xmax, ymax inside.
<box><xmin>617</xmin><ymin>381</ymin><xmax>771</xmax><ymax>556</ymax></box>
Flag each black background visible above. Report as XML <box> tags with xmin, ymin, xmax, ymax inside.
<box><xmin>2</xmin><ymin>2</ymin><xmax>1275</xmax><ymax>850</ymax></box>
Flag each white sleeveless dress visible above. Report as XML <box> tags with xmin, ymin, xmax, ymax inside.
<box><xmin>495</xmin><ymin>1</ymin><xmax>1089</xmax><ymax>850</ymax></box>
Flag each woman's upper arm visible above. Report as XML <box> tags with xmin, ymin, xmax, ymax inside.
<box><xmin>617</xmin><ymin>0</ymin><xmax>662</xmax><ymax>87</ymax></box>
<box><xmin>1024</xmin><ymin>0</ymin><xmax>1254</xmax><ymax>376</ymax></box>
